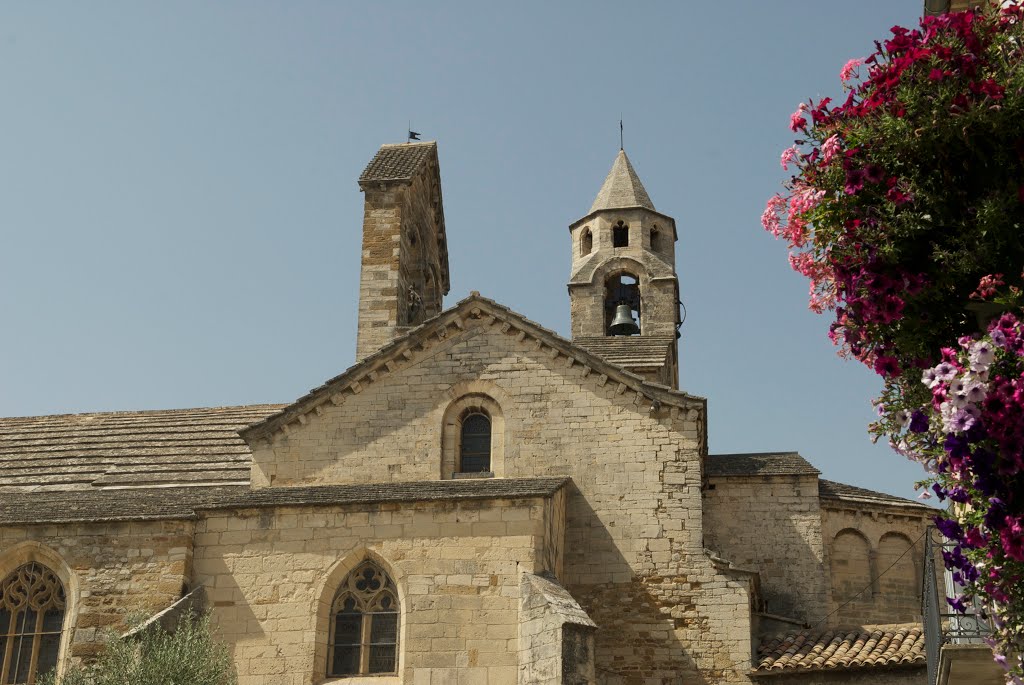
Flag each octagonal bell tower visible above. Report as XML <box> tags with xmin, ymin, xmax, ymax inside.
<box><xmin>568</xmin><ymin>149</ymin><xmax>680</xmax><ymax>388</ymax></box>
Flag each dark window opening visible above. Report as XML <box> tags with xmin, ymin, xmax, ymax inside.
<box><xmin>580</xmin><ymin>228</ymin><xmax>593</xmax><ymax>256</ymax></box>
<box><xmin>650</xmin><ymin>226</ymin><xmax>660</xmax><ymax>252</ymax></box>
<box><xmin>612</xmin><ymin>222</ymin><xmax>629</xmax><ymax>248</ymax></box>
<box><xmin>459</xmin><ymin>413</ymin><xmax>491</xmax><ymax>473</ymax></box>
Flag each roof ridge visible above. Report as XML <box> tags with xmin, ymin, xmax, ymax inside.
<box><xmin>0</xmin><ymin>403</ymin><xmax>287</xmax><ymax>422</ymax></box>
<box><xmin>240</xmin><ymin>292</ymin><xmax>705</xmax><ymax>443</ymax></box>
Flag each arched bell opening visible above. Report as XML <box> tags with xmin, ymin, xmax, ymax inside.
<box><xmin>580</xmin><ymin>227</ymin><xmax>593</xmax><ymax>257</ymax></box>
<box><xmin>604</xmin><ymin>272</ymin><xmax>641</xmax><ymax>336</ymax></box>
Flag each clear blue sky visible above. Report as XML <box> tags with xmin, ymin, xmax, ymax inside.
<box><xmin>0</xmin><ymin>1</ymin><xmax>934</xmax><ymax>501</ymax></box>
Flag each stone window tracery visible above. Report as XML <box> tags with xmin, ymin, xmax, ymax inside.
<box><xmin>328</xmin><ymin>561</ymin><xmax>399</xmax><ymax>677</ymax></box>
<box><xmin>1</xmin><ymin>563</ymin><xmax>65</xmax><ymax>685</ymax></box>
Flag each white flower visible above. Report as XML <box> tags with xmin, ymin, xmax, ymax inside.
<box><xmin>922</xmin><ymin>368</ymin><xmax>941</xmax><ymax>388</ymax></box>
<box><xmin>969</xmin><ymin>340</ymin><xmax>995</xmax><ymax>371</ymax></box>
<box><xmin>965</xmin><ymin>382</ymin><xmax>987</xmax><ymax>405</ymax></box>
<box><xmin>935</xmin><ymin>362</ymin><xmax>958</xmax><ymax>382</ymax></box>
<box><xmin>991</xmin><ymin>329</ymin><xmax>1007</xmax><ymax>348</ymax></box>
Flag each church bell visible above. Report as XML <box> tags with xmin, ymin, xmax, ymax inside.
<box><xmin>609</xmin><ymin>304</ymin><xmax>640</xmax><ymax>336</ymax></box>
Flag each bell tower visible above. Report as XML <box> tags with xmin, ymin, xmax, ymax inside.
<box><xmin>355</xmin><ymin>142</ymin><xmax>450</xmax><ymax>360</ymax></box>
<box><xmin>568</xmin><ymin>149</ymin><xmax>680</xmax><ymax>388</ymax></box>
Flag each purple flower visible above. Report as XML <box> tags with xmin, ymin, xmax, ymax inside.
<box><xmin>947</xmin><ymin>596</ymin><xmax>968</xmax><ymax>613</ymax></box>
<box><xmin>910</xmin><ymin>410</ymin><xmax>930</xmax><ymax>433</ymax></box>
<box><xmin>950</xmin><ymin>410</ymin><xmax>976</xmax><ymax>433</ymax></box>
<box><xmin>935</xmin><ymin>515</ymin><xmax>962</xmax><ymax>539</ymax></box>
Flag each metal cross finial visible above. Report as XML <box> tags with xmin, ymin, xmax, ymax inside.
<box><xmin>619</xmin><ymin>118</ymin><xmax>624</xmax><ymax>150</ymax></box>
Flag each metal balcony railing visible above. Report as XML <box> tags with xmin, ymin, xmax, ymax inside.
<box><xmin>923</xmin><ymin>526</ymin><xmax>995</xmax><ymax>685</ymax></box>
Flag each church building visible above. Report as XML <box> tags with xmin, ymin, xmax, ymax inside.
<box><xmin>1</xmin><ymin>141</ymin><xmax>938</xmax><ymax>684</ymax></box>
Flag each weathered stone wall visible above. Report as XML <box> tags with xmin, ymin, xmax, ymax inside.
<box><xmin>249</xmin><ymin>312</ymin><xmax>756</xmax><ymax>682</ymax></box>
<box><xmin>192</xmin><ymin>496</ymin><xmax>554</xmax><ymax>685</ymax></box>
<box><xmin>821</xmin><ymin>502</ymin><xmax>933</xmax><ymax>626</ymax></box>
<box><xmin>0</xmin><ymin>520</ymin><xmax>193</xmax><ymax>666</ymax></box>
<box><xmin>703</xmin><ymin>474</ymin><xmax>827</xmax><ymax>623</ymax></box>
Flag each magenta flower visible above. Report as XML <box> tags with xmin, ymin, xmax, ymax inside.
<box><xmin>789</xmin><ymin>103</ymin><xmax>808</xmax><ymax>132</ymax></box>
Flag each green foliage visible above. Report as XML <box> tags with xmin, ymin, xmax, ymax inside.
<box><xmin>41</xmin><ymin>612</ymin><xmax>235</xmax><ymax>685</ymax></box>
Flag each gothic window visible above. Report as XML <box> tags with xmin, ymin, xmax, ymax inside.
<box><xmin>612</xmin><ymin>221</ymin><xmax>629</xmax><ymax>248</ymax></box>
<box><xmin>580</xmin><ymin>228</ymin><xmax>593</xmax><ymax>256</ymax></box>
<box><xmin>459</xmin><ymin>412</ymin><xmax>491</xmax><ymax>473</ymax></box>
<box><xmin>328</xmin><ymin>561</ymin><xmax>399</xmax><ymax>677</ymax></box>
<box><xmin>1</xmin><ymin>563</ymin><xmax>65</xmax><ymax>685</ymax></box>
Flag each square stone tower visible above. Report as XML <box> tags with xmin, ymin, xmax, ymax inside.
<box><xmin>355</xmin><ymin>142</ymin><xmax>450</xmax><ymax>360</ymax></box>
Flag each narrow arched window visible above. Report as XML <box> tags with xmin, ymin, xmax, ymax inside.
<box><xmin>1</xmin><ymin>563</ymin><xmax>66</xmax><ymax>685</ymax></box>
<box><xmin>580</xmin><ymin>228</ymin><xmax>593</xmax><ymax>256</ymax></box>
<box><xmin>459</xmin><ymin>413</ymin><xmax>491</xmax><ymax>473</ymax></box>
<box><xmin>328</xmin><ymin>561</ymin><xmax>399</xmax><ymax>677</ymax></box>
<box><xmin>612</xmin><ymin>221</ymin><xmax>629</xmax><ymax>247</ymax></box>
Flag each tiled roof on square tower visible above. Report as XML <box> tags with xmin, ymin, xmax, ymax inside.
<box><xmin>358</xmin><ymin>141</ymin><xmax>436</xmax><ymax>183</ymax></box>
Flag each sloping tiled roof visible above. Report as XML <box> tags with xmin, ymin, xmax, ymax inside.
<box><xmin>0</xmin><ymin>478</ymin><xmax>569</xmax><ymax>526</ymax></box>
<box><xmin>0</xmin><ymin>486</ymin><xmax>245</xmax><ymax>525</ymax></box>
<box><xmin>706</xmin><ymin>452</ymin><xmax>820</xmax><ymax>478</ymax></box>
<box><xmin>574</xmin><ymin>336</ymin><xmax>674</xmax><ymax>369</ymax></box>
<box><xmin>358</xmin><ymin>142</ymin><xmax>436</xmax><ymax>183</ymax></box>
<box><xmin>819</xmin><ymin>479</ymin><xmax>931</xmax><ymax>510</ymax></box>
<box><xmin>589</xmin><ymin>149</ymin><xmax>656</xmax><ymax>212</ymax></box>
<box><xmin>755</xmin><ymin>624</ymin><xmax>925</xmax><ymax>674</ymax></box>
<box><xmin>0</xmin><ymin>405</ymin><xmax>282</xmax><ymax>492</ymax></box>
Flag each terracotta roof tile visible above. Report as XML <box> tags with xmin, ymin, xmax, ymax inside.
<box><xmin>755</xmin><ymin>624</ymin><xmax>925</xmax><ymax>673</ymax></box>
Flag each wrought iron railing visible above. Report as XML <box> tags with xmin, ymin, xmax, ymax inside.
<box><xmin>923</xmin><ymin>526</ymin><xmax>995</xmax><ymax>685</ymax></box>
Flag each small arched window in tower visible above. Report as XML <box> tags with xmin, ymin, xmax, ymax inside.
<box><xmin>650</xmin><ymin>225</ymin><xmax>660</xmax><ymax>252</ymax></box>
<box><xmin>459</xmin><ymin>412</ymin><xmax>491</xmax><ymax>473</ymax></box>
<box><xmin>605</xmin><ymin>273</ymin><xmax>640</xmax><ymax>336</ymax></box>
<box><xmin>580</xmin><ymin>227</ymin><xmax>593</xmax><ymax>256</ymax></box>
<box><xmin>612</xmin><ymin>221</ymin><xmax>629</xmax><ymax>248</ymax></box>
<box><xmin>1</xmin><ymin>562</ymin><xmax>66</xmax><ymax>684</ymax></box>
<box><xmin>328</xmin><ymin>561</ymin><xmax>399</xmax><ymax>677</ymax></box>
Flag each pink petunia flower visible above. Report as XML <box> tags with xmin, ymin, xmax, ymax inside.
<box><xmin>821</xmin><ymin>134</ymin><xmax>841</xmax><ymax>164</ymax></box>
<box><xmin>780</xmin><ymin>146</ymin><xmax>799</xmax><ymax>170</ymax></box>
<box><xmin>840</xmin><ymin>58</ymin><xmax>864</xmax><ymax>82</ymax></box>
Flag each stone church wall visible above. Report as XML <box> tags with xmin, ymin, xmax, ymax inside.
<box><xmin>0</xmin><ymin>520</ymin><xmax>193</xmax><ymax>663</ymax></box>
<box><xmin>821</xmin><ymin>502</ymin><xmax>933</xmax><ymax>627</ymax></box>
<box><xmin>192</xmin><ymin>494</ymin><xmax>558</xmax><ymax>685</ymax></box>
<box><xmin>249</xmin><ymin>315</ymin><xmax>757</xmax><ymax>682</ymax></box>
<box><xmin>703</xmin><ymin>474</ymin><xmax>827</xmax><ymax>623</ymax></box>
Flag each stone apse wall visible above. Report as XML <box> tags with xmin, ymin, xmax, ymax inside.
<box><xmin>821</xmin><ymin>502</ymin><xmax>934</xmax><ymax>627</ymax></box>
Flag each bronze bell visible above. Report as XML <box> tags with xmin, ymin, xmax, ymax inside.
<box><xmin>609</xmin><ymin>303</ymin><xmax>640</xmax><ymax>336</ymax></box>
